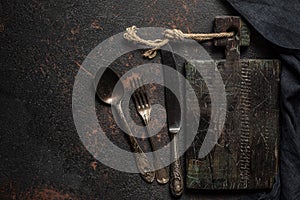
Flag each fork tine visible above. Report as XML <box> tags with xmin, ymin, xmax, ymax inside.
<box><xmin>132</xmin><ymin>78</ymin><xmax>144</xmax><ymax>108</ymax></box>
<box><xmin>130</xmin><ymin>79</ymin><xmax>140</xmax><ymax>109</ymax></box>
<box><xmin>137</xmin><ymin>78</ymin><xmax>149</xmax><ymax>107</ymax></box>
<box><xmin>135</xmin><ymin>78</ymin><xmax>146</xmax><ymax>108</ymax></box>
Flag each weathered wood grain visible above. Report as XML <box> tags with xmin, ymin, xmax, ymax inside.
<box><xmin>185</xmin><ymin>59</ymin><xmax>280</xmax><ymax>190</ymax></box>
<box><xmin>214</xmin><ymin>16</ymin><xmax>250</xmax><ymax>47</ymax></box>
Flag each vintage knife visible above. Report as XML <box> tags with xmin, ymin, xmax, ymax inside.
<box><xmin>161</xmin><ymin>46</ymin><xmax>184</xmax><ymax>197</ymax></box>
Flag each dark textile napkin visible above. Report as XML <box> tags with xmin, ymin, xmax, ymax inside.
<box><xmin>226</xmin><ymin>0</ymin><xmax>300</xmax><ymax>199</ymax></box>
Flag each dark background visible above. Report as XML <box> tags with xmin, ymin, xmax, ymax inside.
<box><xmin>0</xmin><ymin>0</ymin><xmax>279</xmax><ymax>199</ymax></box>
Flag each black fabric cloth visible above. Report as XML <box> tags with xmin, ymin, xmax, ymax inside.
<box><xmin>226</xmin><ymin>0</ymin><xmax>300</xmax><ymax>199</ymax></box>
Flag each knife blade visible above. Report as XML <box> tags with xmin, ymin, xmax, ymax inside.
<box><xmin>161</xmin><ymin>45</ymin><xmax>184</xmax><ymax>197</ymax></box>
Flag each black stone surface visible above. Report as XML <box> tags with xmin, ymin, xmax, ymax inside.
<box><xmin>0</xmin><ymin>0</ymin><xmax>277</xmax><ymax>199</ymax></box>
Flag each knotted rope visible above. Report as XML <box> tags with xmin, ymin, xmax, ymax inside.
<box><xmin>123</xmin><ymin>26</ymin><xmax>235</xmax><ymax>59</ymax></box>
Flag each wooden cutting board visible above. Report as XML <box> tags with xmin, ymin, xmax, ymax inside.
<box><xmin>185</xmin><ymin>16</ymin><xmax>280</xmax><ymax>190</ymax></box>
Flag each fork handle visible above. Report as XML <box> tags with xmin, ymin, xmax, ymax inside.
<box><xmin>146</xmin><ymin>127</ymin><xmax>170</xmax><ymax>184</ymax></box>
<box><xmin>114</xmin><ymin>104</ymin><xmax>155</xmax><ymax>183</ymax></box>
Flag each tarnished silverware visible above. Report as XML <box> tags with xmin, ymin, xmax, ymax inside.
<box><xmin>161</xmin><ymin>47</ymin><xmax>184</xmax><ymax>197</ymax></box>
<box><xmin>130</xmin><ymin>77</ymin><xmax>170</xmax><ymax>184</ymax></box>
<box><xmin>95</xmin><ymin>67</ymin><xmax>155</xmax><ymax>183</ymax></box>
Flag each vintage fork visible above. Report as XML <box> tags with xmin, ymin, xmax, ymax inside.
<box><xmin>130</xmin><ymin>78</ymin><xmax>169</xmax><ymax>184</ymax></box>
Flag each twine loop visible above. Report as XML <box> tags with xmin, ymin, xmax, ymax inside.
<box><xmin>164</xmin><ymin>29</ymin><xmax>185</xmax><ymax>40</ymax></box>
<box><xmin>123</xmin><ymin>26</ymin><xmax>235</xmax><ymax>59</ymax></box>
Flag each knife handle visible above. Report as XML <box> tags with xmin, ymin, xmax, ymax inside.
<box><xmin>114</xmin><ymin>104</ymin><xmax>155</xmax><ymax>183</ymax></box>
<box><xmin>146</xmin><ymin>127</ymin><xmax>169</xmax><ymax>184</ymax></box>
<box><xmin>170</xmin><ymin>135</ymin><xmax>183</xmax><ymax>197</ymax></box>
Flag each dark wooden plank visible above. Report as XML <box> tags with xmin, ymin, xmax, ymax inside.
<box><xmin>185</xmin><ymin>59</ymin><xmax>280</xmax><ymax>190</ymax></box>
<box><xmin>214</xmin><ymin>16</ymin><xmax>250</xmax><ymax>47</ymax></box>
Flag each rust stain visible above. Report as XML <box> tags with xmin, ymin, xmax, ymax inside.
<box><xmin>156</xmin><ymin>133</ymin><xmax>162</xmax><ymax>142</ymax></box>
<box><xmin>0</xmin><ymin>180</ymin><xmax>17</xmax><ymax>199</ymax></box>
<box><xmin>73</xmin><ymin>45</ymin><xmax>79</xmax><ymax>54</ymax></box>
<box><xmin>40</xmin><ymin>38</ymin><xmax>50</xmax><ymax>45</ymax></box>
<box><xmin>169</xmin><ymin>23</ymin><xmax>177</xmax><ymax>29</ymax></box>
<box><xmin>182</xmin><ymin>2</ymin><xmax>189</xmax><ymax>13</ymax></box>
<box><xmin>90</xmin><ymin>161</ymin><xmax>98</xmax><ymax>170</ymax></box>
<box><xmin>45</xmin><ymin>54</ymin><xmax>50</xmax><ymax>64</ymax></box>
<box><xmin>74</xmin><ymin>60</ymin><xmax>94</xmax><ymax>77</ymax></box>
<box><xmin>187</xmin><ymin>26</ymin><xmax>191</xmax><ymax>33</ymax></box>
<box><xmin>67</xmin><ymin>36</ymin><xmax>76</xmax><ymax>41</ymax></box>
<box><xmin>1</xmin><ymin>181</ymin><xmax>78</xmax><ymax>200</ymax></box>
<box><xmin>22</xmin><ymin>188</ymin><xmax>77</xmax><ymax>200</ymax></box>
<box><xmin>40</xmin><ymin>66</ymin><xmax>46</xmax><ymax>76</ymax></box>
<box><xmin>91</xmin><ymin>20</ymin><xmax>102</xmax><ymax>30</ymax></box>
<box><xmin>0</xmin><ymin>23</ymin><xmax>5</xmax><ymax>32</ymax></box>
<box><xmin>128</xmin><ymin>54</ymin><xmax>134</xmax><ymax>60</ymax></box>
<box><xmin>148</xmin><ymin>17</ymin><xmax>154</xmax><ymax>24</ymax></box>
<box><xmin>71</xmin><ymin>25</ymin><xmax>80</xmax><ymax>35</ymax></box>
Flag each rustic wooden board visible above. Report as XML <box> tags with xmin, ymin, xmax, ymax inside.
<box><xmin>185</xmin><ymin>59</ymin><xmax>280</xmax><ymax>190</ymax></box>
<box><xmin>214</xmin><ymin>16</ymin><xmax>250</xmax><ymax>47</ymax></box>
